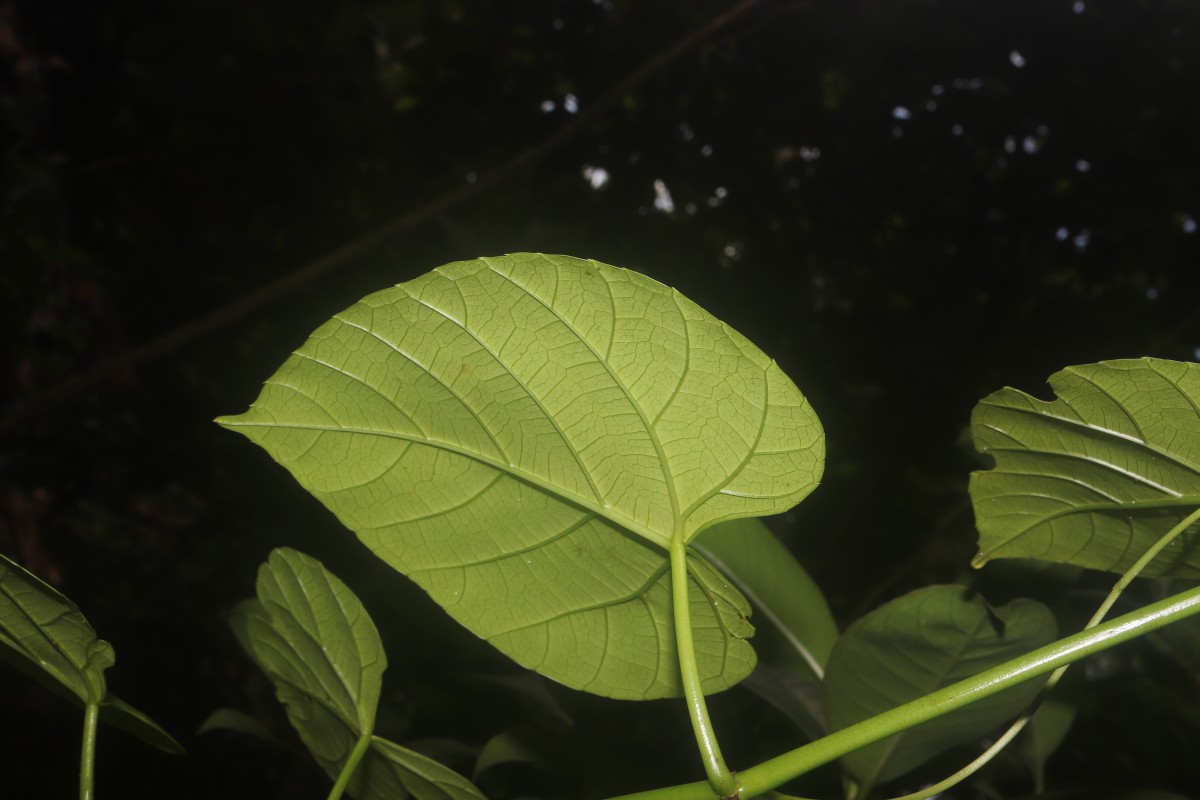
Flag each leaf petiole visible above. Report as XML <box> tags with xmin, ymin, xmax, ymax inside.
<box><xmin>326</xmin><ymin>732</ymin><xmax>372</xmax><ymax>800</ymax></box>
<box><xmin>606</xmin><ymin>582</ymin><xmax>1200</xmax><ymax>800</ymax></box>
<box><xmin>80</xmin><ymin>701</ymin><xmax>99</xmax><ymax>800</ymax></box>
<box><xmin>670</xmin><ymin>538</ymin><xmax>738</xmax><ymax>798</ymax></box>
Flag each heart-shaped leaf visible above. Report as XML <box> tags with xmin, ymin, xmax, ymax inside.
<box><xmin>823</xmin><ymin>585</ymin><xmax>1056</xmax><ymax>787</ymax></box>
<box><xmin>0</xmin><ymin>551</ymin><xmax>114</xmax><ymax>705</ymax></box>
<box><xmin>218</xmin><ymin>254</ymin><xmax>824</xmax><ymax>699</ymax></box>
<box><xmin>971</xmin><ymin>358</ymin><xmax>1200</xmax><ymax>577</ymax></box>
<box><xmin>232</xmin><ymin>548</ymin><xmax>483</xmax><ymax>800</ymax></box>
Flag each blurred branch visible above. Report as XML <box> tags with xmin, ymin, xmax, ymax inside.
<box><xmin>1</xmin><ymin>0</ymin><xmax>764</xmax><ymax>434</ymax></box>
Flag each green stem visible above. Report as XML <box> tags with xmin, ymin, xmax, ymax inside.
<box><xmin>326</xmin><ymin>732</ymin><xmax>373</xmax><ymax>800</ymax></box>
<box><xmin>671</xmin><ymin>538</ymin><xmax>738</xmax><ymax>798</ymax></box>
<box><xmin>879</xmin><ymin>505</ymin><xmax>1200</xmax><ymax>800</ymax></box>
<box><xmin>80</xmin><ymin>702</ymin><xmax>99</xmax><ymax>800</ymax></box>
<box><xmin>607</xmin><ymin>583</ymin><xmax>1200</xmax><ymax>800</ymax></box>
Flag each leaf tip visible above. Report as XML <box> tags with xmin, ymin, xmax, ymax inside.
<box><xmin>213</xmin><ymin>413</ymin><xmax>242</xmax><ymax>429</ymax></box>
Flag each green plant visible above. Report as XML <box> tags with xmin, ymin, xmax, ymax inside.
<box><xmin>0</xmin><ymin>552</ymin><xmax>183</xmax><ymax>800</ymax></box>
<box><xmin>211</xmin><ymin>254</ymin><xmax>1200</xmax><ymax>799</ymax></box>
<box><xmin>6</xmin><ymin>253</ymin><xmax>1199</xmax><ymax>799</ymax></box>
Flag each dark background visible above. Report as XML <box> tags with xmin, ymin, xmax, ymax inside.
<box><xmin>3</xmin><ymin>1</ymin><xmax>1200</xmax><ymax>797</ymax></box>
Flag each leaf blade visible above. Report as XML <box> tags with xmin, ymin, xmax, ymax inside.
<box><xmin>231</xmin><ymin>547</ymin><xmax>385</xmax><ymax>772</ymax></box>
<box><xmin>0</xmin><ymin>551</ymin><xmax>113</xmax><ymax>705</ymax></box>
<box><xmin>218</xmin><ymin>254</ymin><xmax>824</xmax><ymax>698</ymax></box>
<box><xmin>359</xmin><ymin>736</ymin><xmax>486</xmax><ymax>800</ymax></box>
<box><xmin>823</xmin><ymin>585</ymin><xmax>1056</xmax><ymax>786</ymax></box>
<box><xmin>692</xmin><ymin>517</ymin><xmax>837</xmax><ymax>683</ymax></box>
<box><xmin>971</xmin><ymin>359</ymin><xmax>1200</xmax><ymax>577</ymax></box>
<box><xmin>232</xmin><ymin>549</ymin><xmax>484</xmax><ymax>799</ymax></box>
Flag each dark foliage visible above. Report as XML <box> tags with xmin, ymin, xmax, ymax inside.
<box><xmin>3</xmin><ymin>1</ymin><xmax>1199</xmax><ymax>797</ymax></box>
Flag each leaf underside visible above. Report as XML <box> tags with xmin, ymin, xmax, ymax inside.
<box><xmin>0</xmin><ymin>553</ymin><xmax>181</xmax><ymax>753</ymax></box>
<box><xmin>0</xmin><ymin>551</ymin><xmax>113</xmax><ymax>705</ymax></box>
<box><xmin>693</xmin><ymin>517</ymin><xmax>837</xmax><ymax>684</ymax></box>
<box><xmin>231</xmin><ymin>548</ymin><xmax>385</xmax><ymax>767</ymax></box>
<box><xmin>219</xmin><ymin>254</ymin><xmax>824</xmax><ymax>699</ymax></box>
<box><xmin>233</xmin><ymin>548</ymin><xmax>483</xmax><ymax>800</ymax></box>
<box><xmin>824</xmin><ymin>585</ymin><xmax>1057</xmax><ymax>786</ymax></box>
<box><xmin>971</xmin><ymin>358</ymin><xmax>1200</xmax><ymax>577</ymax></box>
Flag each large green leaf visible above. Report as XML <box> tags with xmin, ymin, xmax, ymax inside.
<box><xmin>218</xmin><ymin>254</ymin><xmax>824</xmax><ymax>699</ymax></box>
<box><xmin>0</xmin><ymin>551</ymin><xmax>114</xmax><ymax>705</ymax></box>
<box><xmin>232</xmin><ymin>548</ymin><xmax>483</xmax><ymax>800</ymax></box>
<box><xmin>971</xmin><ymin>358</ymin><xmax>1200</xmax><ymax>577</ymax></box>
<box><xmin>823</xmin><ymin>585</ymin><xmax>1056</xmax><ymax>787</ymax></box>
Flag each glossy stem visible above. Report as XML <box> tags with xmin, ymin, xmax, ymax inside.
<box><xmin>608</xmin><ymin>583</ymin><xmax>1200</xmax><ymax>800</ymax></box>
<box><xmin>80</xmin><ymin>702</ymin><xmax>99</xmax><ymax>800</ymax></box>
<box><xmin>671</xmin><ymin>538</ymin><xmax>738</xmax><ymax>798</ymax></box>
<box><xmin>879</xmin><ymin>505</ymin><xmax>1200</xmax><ymax>800</ymax></box>
<box><xmin>326</xmin><ymin>732</ymin><xmax>373</xmax><ymax>800</ymax></box>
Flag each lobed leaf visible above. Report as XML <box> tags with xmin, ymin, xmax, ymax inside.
<box><xmin>218</xmin><ymin>254</ymin><xmax>824</xmax><ymax>699</ymax></box>
<box><xmin>823</xmin><ymin>585</ymin><xmax>1056</xmax><ymax>787</ymax></box>
<box><xmin>971</xmin><ymin>358</ymin><xmax>1200</xmax><ymax>577</ymax></box>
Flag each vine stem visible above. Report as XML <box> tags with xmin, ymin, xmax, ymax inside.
<box><xmin>857</xmin><ymin>505</ymin><xmax>1200</xmax><ymax>800</ymax></box>
<box><xmin>607</xmin><ymin>582</ymin><xmax>1200</xmax><ymax>800</ymax></box>
<box><xmin>670</xmin><ymin>538</ymin><xmax>738</xmax><ymax>798</ymax></box>
<box><xmin>326</xmin><ymin>732</ymin><xmax>373</xmax><ymax>800</ymax></box>
<box><xmin>80</xmin><ymin>702</ymin><xmax>99</xmax><ymax>800</ymax></box>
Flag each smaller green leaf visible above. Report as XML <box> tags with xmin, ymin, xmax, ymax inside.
<box><xmin>232</xmin><ymin>548</ymin><xmax>484</xmax><ymax>800</ymax></box>
<box><xmin>693</xmin><ymin>517</ymin><xmax>837</xmax><ymax>683</ymax></box>
<box><xmin>1016</xmin><ymin>692</ymin><xmax>1076</xmax><ymax>772</ymax></box>
<box><xmin>0</xmin><ymin>551</ymin><xmax>113</xmax><ymax>705</ymax></box>
<box><xmin>474</xmin><ymin>727</ymin><xmax>554</xmax><ymax>779</ymax></box>
<box><xmin>197</xmin><ymin>707</ymin><xmax>278</xmax><ymax>743</ymax></box>
<box><xmin>356</xmin><ymin>736</ymin><xmax>486</xmax><ymax>800</ymax></box>
<box><xmin>824</xmin><ymin>585</ymin><xmax>1056</xmax><ymax>787</ymax></box>
<box><xmin>739</xmin><ymin>662</ymin><xmax>826</xmax><ymax>741</ymax></box>
<box><xmin>99</xmin><ymin>695</ymin><xmax>185</xmax><ymax>755</ymax></box>
<box><xmin>465</xmin><ymin>672</ymin><xmax>574</xmax><ymax>728</ymax></box>
<box><xmin>230</xmin><ymin>547</ymin><xmax>386</xmax><ymax>775</ymax></box>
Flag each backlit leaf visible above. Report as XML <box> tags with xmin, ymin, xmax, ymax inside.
<box><xmin>0</xmin><ymin>551</ymin><xmax>113</xmax><ymax>705</ymax></box>
<box><xmin>359</xmin><ymin>736</ymin><xmax>486</xmax><ymax>800</ymax></box>
<box><xmin>971</xmin><ymin>358</ymin><xmax>1200</xmax><ymax>577</ymax></box>
<box><xmin>693</xmin><ymin>517</ymin><xmax>837</xmax><ymax>683</ymax></box>
<box><xmin>218</xmin><ymin>254</ymin><xmax>824</xmax><ymax>699</ymax></box>
<box><xmin>0</xmin><ymin>553</ymin><xmax>180</xmax><ymax>753</ymax></box>
<box><xmin>231</xmin><ymin>548</ymin><xmax>384</xmax><ymax>771</ymax></box>
<box><xmin>99</xmin><ymin>695</ymin><xmax>185</xmax><ymax>755</ymax></box>
<box><xmin>824</xmin><ymin>585</ymin><xmax>1056</xmax><ymax>786</ymax></box>
<box><xmin>232</xmin><ymin>548</ymin><xmax>483</xmax><ymax>800</ymax></box>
